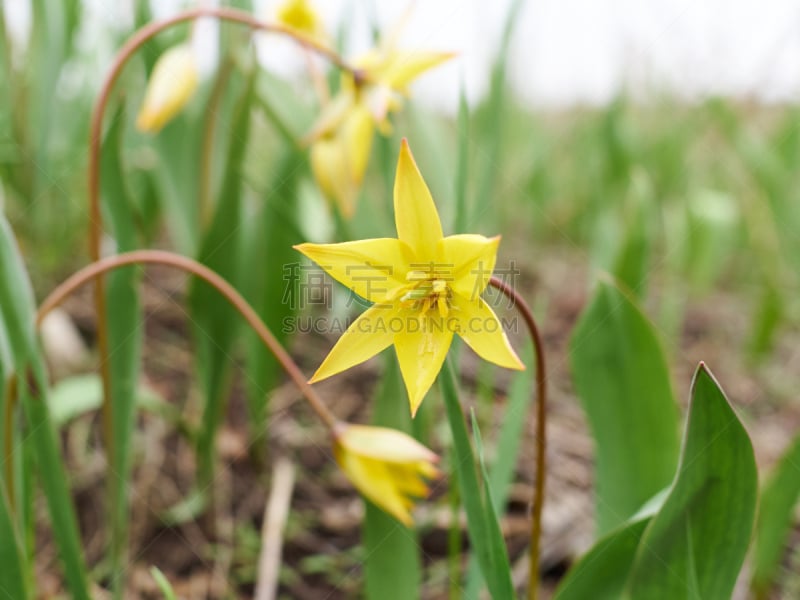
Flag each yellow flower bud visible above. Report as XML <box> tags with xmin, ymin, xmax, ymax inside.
<box><xmin>136</xmin><ymin>44</ymin><xmax>199</xmax><ymax>133</ymax></box>
<box><xmin>333</xmin><ymin>423</ymin><xmax>440</xmax><ymax>526</ymax></box>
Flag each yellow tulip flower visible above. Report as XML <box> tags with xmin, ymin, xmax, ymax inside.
<box><xmin>309</xmin><ymin>100</ymin><xmax>375</xmax><ymax>218</ymax></box>
<box><xmin>296</xmin><ymin>140</ymin><xmax>524</xmax><ymax>416</ymax></box>
<box><xmin>306</xmin><ymin>30</ymin><xmax>454</xmax><ymax>216</ymax></box>
<box><xmin>136</xmin><ymin>44</ymin><xmax>199</xmax><ymax>133</ymax></box>
<box><xmin>334</xmin><ymin>422</ymin><xmax>439</xmax><ymax>526</ymax></box>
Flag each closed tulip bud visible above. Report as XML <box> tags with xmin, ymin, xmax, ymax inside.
<box><xmin>333</xmin><ymin>422</ymin><xmax>440</xmax><ymax>526</ymax></box>
<box><xmin>136</xmin><ymin>44</ymin><xmax>199</xmax><ymax>133</ymax></box>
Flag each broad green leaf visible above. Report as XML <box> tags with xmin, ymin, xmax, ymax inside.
<box><xmin>556</xmin><ymin>517</ymin><xmax>650</xmax><ymax>600</ymax></box>
<box><xmin>101</xmin><ymin>105</ymin><xmax>144</xmax><ymax>598</ymax></box>
<box><xmin>570</xmin><ymin>278</ymin><xmax>679</xmax><ymax>534</ymax></box>
<box><xmin>364</xmin><ymin>355</ymin><xmax>421</xmax><ymax>600</ymax></box>
<box><xmin>751</xmin><ymin>433</ymin><xmax>800</xmax><ymax>597</ymax></box>
<box><xmin>0</xmin><ymin>216</ymin><xmax>90</xmax><ymax>599</ymax></box>
<box><xmin>554</xmin><ymin>490</ymin><xmax>667</xmax><ymax>600</ymax></box>
<box><xmin>624</xmin><ymin>364</ymin><xmax>757</xmax><ymax>599</ymax></box>
<box><xmin>440</xmin><ymin>359</ymin><xmax>515</xmax><ymax>599</ymax></box>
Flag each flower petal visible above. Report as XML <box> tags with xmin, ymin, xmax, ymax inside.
<box><xmin>136</xmin><ymin>44</ymin><xmax>199</xmax><ymax>133</ymax></box>
<box><xmin>295</xmin><ymin>239</ymin><xmax>413</xmax><ymax>302</ymax></box>
<box><xmin>394</xmin><ymin>316</ymin><xmax>454</xmax><ymax>416</ymax></box>
<box><xmin>309</xmin><ymin>304</ymin><xmax>400</xmax><ymax>383</ymax></box>
<box><xmin>334</xmin><ymin>442</ymin><xmax>413</xmax><ymax>525</ymax></box>
<box><xmin>451</xmin><ymin>296</ymin><xmax>524</xmax><ymax>370</ymax></box>
<box><xmin>309</xmin><ymin>103</ymin><xmax>375</xmax><ymax>217</ymax></box>
<box><xmin>394</xmin><ymin>139</ymin><xmax>443</xmax><ymax>261</ymax></box>
<box><xmin>338</xmin><ymin>424</ymin><xmax>438</xmax><ymax>463</ymax></box>
<box><xmin>438</xmin><ymin>234</ymin><xmax>500</xmax><ymax>299</ymax></box>
<box><xmin>381</xmin><ymin>51</ymin><xmax>457</xmax><ymax>91</ymax></box>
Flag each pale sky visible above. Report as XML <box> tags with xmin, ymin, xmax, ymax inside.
<box><xmin>5</xmin><ymin>0</ymin><xmax>800</xmax><ymax>111</ymax></box>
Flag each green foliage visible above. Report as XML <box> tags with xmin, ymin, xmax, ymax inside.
<box><xmin>570</xmin><ymin>278</ymin><xmax>680</xmax><ymax>534</ymax></box>
<box><xmin>624</xmin><ymin>365</ymin><xmax>757</xmax><ymax>599</ymax></box>
<box><xmin>752</xmin><ymin>434</ymin><xmax>800</xmax><ymax>597</ymax></box>
<box><xmin>364</xmin><ymin>356</ymin><xmax>421</xmax><ymax>600</ymax></box>
<box><xmin>440</xmin><ymin>359</ymin><xmax>515</xmax><ymax>599</ymax></box>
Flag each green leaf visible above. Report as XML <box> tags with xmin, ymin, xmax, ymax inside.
<box><xmin>242</xmin><ymin>148</ymin><xmax>305</xmax><ymax>452</ymax></box>
<box><xmin>191</xmin><ymin>69</ymin><xmax>254</xmax><ymax>487</ymax></box>
<box><xmin>465</xmin><ymin>343</ymin><xmax>534</xmax><ymax>598</ymax></box>
<box><xmin>48</xmin><ymin>373</ymin><xmax>163</xmax><ymax>428</ymax></box>
<box><xmin>150</xmin><ymin>566</ymin><xmax>178</xmax><ymax>600</ymax></box>
<box><xmin>0</xmin><ymin>215</ymin><xmax>90</xmax><ymax>599</ymax></box>
<box><xmin>471</xmin><ymin>411</ymin><xmax>516</xmax><ymax>599</ymax></box>
<box><xmin>364</xmin><ymin>355</ymin><xmax>421</xmax><ymax>600</ymax></box>
<box><xmin>624</xmin><ymin>364</ymin><xmax>757</xmax><ymax>599</ymax></box>
<box><xmin>101</xmin><ymin>105</ymin><xmax>144</xmax><ymax>598</ymax></box>
<box><xmin>0</xmin><ymin>478</ymin><xmax>27</xmax><ymax>599</ymax></box>
<box><xmin>570</xmin><ymin>277</ymin><xmax>680</xmax><ymax>534</ymax></box>
<box><xmin>751</xmin><ymin>433</ymin><xmax>800</xmax><ymax>597</ymax></box>
<box><xmin>556</xmin><ymin>517</ymin><xmax>650</xmax><ymax>600</ymax></box>
<box><xmin>554</xmin><ymin>490</ymin><xmax>667</xmax><ymax>600</ymax></box>
<box><xmin>440</xmin><ymin>359</ymin><xmax>515</xmax><ymax>599</ymax></box>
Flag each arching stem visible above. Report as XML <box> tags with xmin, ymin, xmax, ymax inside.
<box><xmin>86</xmin><ymin>5</ymin><xmax>362</xmax><ymax>459</ymax></box>
<box><xmin>38</xmin><ymin>250</ymin><xmax>339</xmax><ymax>431</ymax></box>
<box><xmin>488</xmin><ymin>276</ymin><xmax>546</xmax><ymax>600</ymax></box>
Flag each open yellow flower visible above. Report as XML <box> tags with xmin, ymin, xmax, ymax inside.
<box><xmin>334</xmin><ymin>422</ymin><xmax>439</xmax><ymax>526</ymax></box>
<box><xmin>136</xmin><ymin>44</ymin><xmax>199</xmax><ymax>133</ymax></box>
<box><xmin>296</xmin><ymin>140</ymin><xmax>524</xmax><ymax>415</ymax></box>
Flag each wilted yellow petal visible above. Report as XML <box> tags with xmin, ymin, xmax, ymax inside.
<box><xmin>394</xmin><ymin>318</ymin><xmax>454</xmax><ymax>416</ymax></box>
<box><xmin>309</xmin><ymin>304</ymin><xmax>400</xmax><ymax>383</ymax></box>
<box><xmin>451</xmin><ymin>296</ymin><xmax>524</xmax><ymax>370</ymax></box>
<box><xmin>136</xmin><ymin>44</ymin><xmax>199</xmax><ymax>133</ymax></box>
<box><xmin>438</xmin><ymin>234</ymin><xmax>500</xmax><ymax>299</ymax></box>
<box><xmin>294</xmin><ymin>238</ymin><xmax>413</xmax><ymax>301</ymax></box>
<box><xmin>394</xmin><ymin>139</ymin><xmax>443</xmax><ymax>260</ymax></box>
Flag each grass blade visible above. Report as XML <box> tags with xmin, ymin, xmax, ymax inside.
<box><xmin>751</xmin><ymin>433</ymin><xmax>800</xmax><ymax>597</ymax></box>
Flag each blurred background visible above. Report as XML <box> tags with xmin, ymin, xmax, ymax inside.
<box><xmin>3</xmin><ymin>0</ymin><xmax>800</xmax><ymax>597</ymax></box>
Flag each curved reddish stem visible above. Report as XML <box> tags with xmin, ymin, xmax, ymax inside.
<box><xmin>489</xmin><ymin>276</ymin><xmax>546</xmax><ymax>600</ymax></box>
<box><xmin>38</xmin><ymin>250</ymin><xmax>339</xmax><ymax>431</ymax></box>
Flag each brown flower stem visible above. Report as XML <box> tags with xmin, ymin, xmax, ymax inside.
<box><xmin>3</xmin><ymin>375</ymin><xmax>16</xmax><ymax>511</ymax></box>
<box><xmin>488</xmin><ymin>276</ymin><xmax>546</xmax><ymax>600</ymax></box>
<box><xmin>37</xmin><ymin>250</ymin><xmax>339</xmax><ymax>432</ymax></box>
<box><xmin>86</xmin><ymin>6</ymin><xmax>361</xmax><ymax>460</ymax></box>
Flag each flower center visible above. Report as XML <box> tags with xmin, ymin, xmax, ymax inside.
<box><xmin>398</xmin><ymin>270</ymin><xmax>451</xmax><ymax>318</ymax></box>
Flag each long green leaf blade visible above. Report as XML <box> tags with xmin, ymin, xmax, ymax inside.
<box><xmin>570</xmin><ymin>278</ymin><xmax>680</xmax><ymax>534</ymax></box>
<box><xmin>624</xmin><ymin>364</ymin><xmax>758</xmax><ymax>599</ymax></box>
<box><xmin>0</xmin><ymin>216</ymin><xmax>90</xmax><ymax>599</ymax></box>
